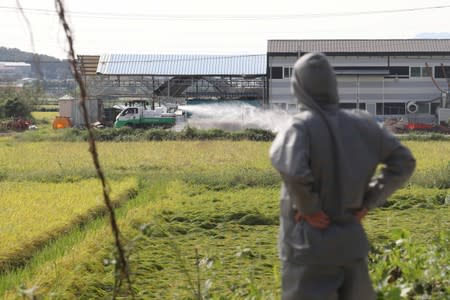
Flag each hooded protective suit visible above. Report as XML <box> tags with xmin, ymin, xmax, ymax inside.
<box><xmin>270</xmin><ymin>53</ymin><xmax>416</xmax><ymax>300</ymax></box>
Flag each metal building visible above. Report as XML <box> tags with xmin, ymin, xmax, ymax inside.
<box><xmin>267</xmin><ymin>39</ymin><xmax>450</xmax><ymax>123</ymax></box>
<box><xmin>78</xmin><ymin>54</ymin><xmax>268</xmax><ymax>125</ymax></box>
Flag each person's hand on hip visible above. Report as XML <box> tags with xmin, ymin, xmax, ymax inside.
<box><xmin>295</xmin><ymin>210</ymin><xmax>330</xmax><ymax>229</ymax></box>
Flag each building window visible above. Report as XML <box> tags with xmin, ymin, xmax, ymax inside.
<box><xmin>410</xmin><ymin>66</ymin><xmax>433</xmax><ymax>78</ymax></box>
<box><xmin>334</xmin><ymin>66</ymin><xmax>388</xmax><ymax>75</ymax></box>
<box><xmin>416</xmin><ymin>102</ymin><xmax>430</xmax><ymax>114</ymax></box>
<box><xmin>270</xmin><ymin>67</ymin><xmax>283</xmax><ymax>79</ymax></box>
<box><xmin>283</xmin><ymin>67</ymin><xmax>293</xmax><ymax>79</ymax></box>
<box><xmin>340</xmin><ymin>103</ymin><xmax>356</xmax><ymax>109</ymax></box>
<box><xmin>422</xmin><ymin>67</ymin><xmax>432</xmax><ymax>77</ymax></box>
<box><xmin>410</xmin><ymin>67</ymin><xmax>421</xmax><ymax>77</ymax></box>
<box><xmin>431</xmin><ymin>103</ymin><xmax>440</xmax><ymax>115</ymax></box>
<box><xmin>388</xmin><ymin>66</ymin><xmax>409</xmax><ymax>77</ymax></box>
<box><xmin>271</xmin><ymin>103</ymin><xmax>287</xmax><ymax>111</ymax></box>
<box><xmin>287</xmin><ymin>103</ymin><xmax>297</xmax><ymax>113</ymax></box>
<box><xmin>434</xmin><ymin>66</ymin><xmax>450</xmax><ymax>78</ymax></box>
<box><xmin>339</xmin><ymin>103</ymin><xmax>366</xmax><ymax>110</ymax></box>
<box><xmin>376</xmin><ymin>103</ymin><xmax>406</xmax><ymax>115</ymax></box>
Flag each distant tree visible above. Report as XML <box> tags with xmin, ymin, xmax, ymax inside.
<box><xmin>0</xmin><ymin>85</ymin><xmax>41</xmax><ymax>119</ymax></box>
<box><xmin>21</xmin><ymin>81</ymin><xmax>44</xmax><ymax>105</ymax></box>
<box><xmin>0</xmin><ymin>87</ymin><xmax>17</xmax><ymax>118</ymax></box>
<box><xmin>3</xmin><ymin>97</ymin><xmax>31</xmax><ymax>118</ymax></box>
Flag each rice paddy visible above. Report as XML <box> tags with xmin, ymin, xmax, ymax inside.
<box><xmin>0</xmin><ymin>136</ymin><xmax>448</xmax><ymax>299</ymax></box>
<box><xmin>0</xmin><ymin>178</ymin><xmax>137</xmax><ymax>271</ymax></box>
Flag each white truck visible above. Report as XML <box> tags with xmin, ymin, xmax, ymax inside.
<box><xmin>114</xmin><ymin>104</ymin><xmax>176</xmax><ymax>128</ymax></box>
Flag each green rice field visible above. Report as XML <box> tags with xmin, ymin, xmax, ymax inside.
<box><xmin>0</xmin><ymin>135</ymin><xmax>448</xmax><ymax>299</ymax></box>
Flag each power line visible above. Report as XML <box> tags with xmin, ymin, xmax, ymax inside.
<box><xmin>2</xmin><ymin>53</ymin><xmax>450</xmax><ymax>64</ymax></box>
<box><xmin>1</xmin><ymin>5</ymin><xmax>450</xmax><ymax>21</ymax></box>
<box><xmin>0</xmin><ymin>54</ymin><xmax>267</xmax><ymax>63</ymax></box>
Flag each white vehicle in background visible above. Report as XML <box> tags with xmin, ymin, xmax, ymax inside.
<box><xmin>113</xmin><ymin>101</ymin><xmax>176</xmax><ymax>128</ymax></box>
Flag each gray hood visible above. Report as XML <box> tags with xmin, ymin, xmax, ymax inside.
<box><xmin>288</xmin><ymin>53</ymin><xmax>347</xmax><ymax>216</ymax></box>
<box><xmin>291</xmin><ymin>52</ymin><xmax>339</xmax><ymax>109</ymax></box>
<box><xmin>291</xmin><ymin>53</ymin><xmax>345</xmax><ymax>215</ymax></box>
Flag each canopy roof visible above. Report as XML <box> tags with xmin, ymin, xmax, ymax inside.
<box><xmin>96</xmin><ymin>54</ymin><xmax>267</xmax><ymax>76</ymax></box>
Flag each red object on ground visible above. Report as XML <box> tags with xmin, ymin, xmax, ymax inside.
<box><xmin>405</xmin><ymin>123</ymin><xmax>434</xmax><ymax>130</ymax></box>
<box><xmin>0</xmin><ymin>118</ymin><xmax>32</xmax><ymax>130</ymax></box>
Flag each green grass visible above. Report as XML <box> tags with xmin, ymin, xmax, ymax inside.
<box><xmin>0</xmin><ymin>217</ymin><xmax>105</xmax><ymax>297</ymax></box>
<box><xmin>0</xmin><ymin>141</ymin><xmax>272</xmax><ymax>182</ymax></box>
<box><xmin>0</xmin><ymin>140</ymin><xmax>449</xmax><ymax>187</ymax></box>
<box><xmin>0</xmin><ymin>176</ymin><xmax>153</xmax><ymax>297</ymax></box>
<box><xmin>2</xmin><ymin>180</ymin><xmax>281</xmax><ymax>299</ymax></box>
<box><xmin>367</xmin><ymin>210</ymin><xmax>450</xmax><ymax>299</ymax></box>
<box><xmin>0</xmin><ymin>178</ymin><xmax>137</xmax><ymax>271</ymax></box>
<box><xmin>31</xmin><ymin>111</ymin><xmax>58</xmax><ymax>122</ymax></box>
<box><xmin>2</xmin><ymin>179</ymin><xmax>449</xmax><ymax>299</ymax></box>
<box><xmin>0</xmin><ymin>140</ymin><xmax>449</xmax><ymax>299</ymax></box>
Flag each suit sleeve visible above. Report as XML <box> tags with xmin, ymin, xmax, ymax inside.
<box><xmin>363</xmin><ymin>127</ymin><xmax>416</xmax><ymax>209</ymax></box>
<box><xmin>270</xmin><ymin>123</ymin><xmax>321</xmax><ymax>215</ymax></box>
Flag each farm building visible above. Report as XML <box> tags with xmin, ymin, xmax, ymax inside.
<box><xmin>0</xmin><ymin>62</ymin><xmax>31</xmax><ymax>81</ymax></box>
<box><xmin>267</xmin><ymin>39</ymin><xmax>450</xmax><ymax>123</ymax></box>
<box><xmin>77</xmin><ymin>54</ymin><xmax>268</xmax><ymax>126</ymax></box>
<box><xmin>75</xmin><ymin>40</ymin><xmax>450</xmax><ymax>127</ymax></box>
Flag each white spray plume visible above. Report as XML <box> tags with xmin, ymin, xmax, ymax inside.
<box><xmin>179</xmin><ymin>104</ymin><xmax>292</xmax><ymax>132</ymax></box>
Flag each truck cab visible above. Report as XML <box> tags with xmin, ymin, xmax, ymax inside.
<box><xmin>117</xmin><ymin>107</ymin><xmax>140</xmax><ymax>120</ymax></box>
<box><xmin>114</xmin><ymin>105</ymin><xmax>176</xmax><ymax>128</ymax></box>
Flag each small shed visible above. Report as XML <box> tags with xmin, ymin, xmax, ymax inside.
<box><xmin>58</xmin><ymin>94</ymin><xmax>100</xmax><ymax>126</ymax></box>
<box><xmin>58</xmin><ymin>94</ymin><xmax>75</xmax><ymax>118</ymax></box>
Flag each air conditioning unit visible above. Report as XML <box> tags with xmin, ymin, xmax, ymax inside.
<box><xmin>406</xmin><ymin>101</ymin><xmax>418</xmax><ymax>114</ymax></box>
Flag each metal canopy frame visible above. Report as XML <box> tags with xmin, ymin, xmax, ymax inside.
<box><xmin>78</xmin><ymin>54</ymin><xmax>268</xmax><ymax>105</ymax></box>
<box><xmin>82</xmin><ymin>73</ymin><xmax>267</xmax><ymax>104</ymax></box>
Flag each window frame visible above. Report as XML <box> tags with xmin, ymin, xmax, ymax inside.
<box><xmin>339</xmin><ymin>103</ymin><xmax>366</xmax><ymax>110</ymax></box>
<box><xmin>283</xmin><ymin>67</ymin><xmax>293</xmax><ymax>79</ymax></box>
<box><xmin>376</xmin><ymin>102</ymin><xmax>406</xmax><ymax>115</ymax></box>
<box><xmin>410</xmin><ymin>66</ymin><xmax>421</xmax><ymax>77</ymax></box>
<box><xmin>410</xmin><ymin>66</ymin><xmax>433</xmax><ymax>78</ymax></box>
<box><xmin>270</xmin><ymin>67</ymin><xmax>283</xmax><ymax>79</ymax></box>
<box><xmin>434</xmin><ymin>66</ymin><xmax>450</xmax><ymax>78</ymax></box>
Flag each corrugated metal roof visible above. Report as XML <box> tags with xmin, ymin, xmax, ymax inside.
<box><xmin>78</xmin><ymin>55</ymin><xmax>100</xmax><ymax>76</ymax></box>
<box><xmin>96</xmin><ymin>54</ymin><xmax>267</xmax><ymax>75</ymax></box>
<box><xmin>268</xmin><ymin>39</ymin><xmax>450</xmax><ymax>54</ymax></box>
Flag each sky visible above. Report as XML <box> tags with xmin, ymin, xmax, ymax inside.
<box><xmin>1</xmin><ymin>0</ymin><xmax>450</xmax><ymax>59</ymax></box>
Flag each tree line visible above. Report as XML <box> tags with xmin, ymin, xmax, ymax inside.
<box><xmin>0</xmin><ymin>47</ymin><xmax>72</xmax><ymax>80</ymax></box>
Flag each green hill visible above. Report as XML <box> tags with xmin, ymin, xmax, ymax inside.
<box><xmin>0</xmin><ymin>47</ymin><xmax>72</xmax><ymax>80</ymax></box>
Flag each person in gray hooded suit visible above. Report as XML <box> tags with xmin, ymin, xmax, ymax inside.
<box><xmin>270</xmin><ymin>53</ymin><xmax>416</xmax><ymax>300</ymax></box>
